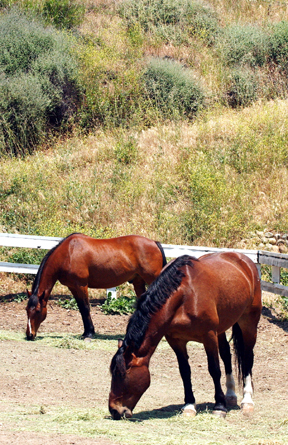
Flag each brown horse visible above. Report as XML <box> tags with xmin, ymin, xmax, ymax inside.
<box><xmin>109</xmin><ymin>252</ymin><xmax>262</xmax><ymax>420</ymax></box>
<box><xmin>26</xmin><ymin>233</ymin><xmax>167</xmax><ymax>340</ymax></box>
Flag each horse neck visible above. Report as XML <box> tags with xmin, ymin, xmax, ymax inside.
<box><xmin>36</xmin><ymin>254</ymin><xmax>59</xmax><ymax>299</ymax></box>
<box><xmin>136</xmin><ymin>316</ymin><xmax>167</xmax><ymax>364</ymax></box>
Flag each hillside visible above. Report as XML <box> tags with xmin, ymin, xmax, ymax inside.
<box><xmin>0</xmin><ymin>0</ymin><xmax>288</xmax><ymax>260</ymax></box>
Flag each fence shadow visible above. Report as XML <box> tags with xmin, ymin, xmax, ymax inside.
<box><xmin>262</xmin><ymin>305</ymin><xmax>288</xmax><ymax>333</ymax></box>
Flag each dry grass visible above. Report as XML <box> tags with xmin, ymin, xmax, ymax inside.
<box><xmin>1</xmin><ymin>98</ymin><xmax>288</xmax><ymax>245</ymax></box>
<box><xmin>209</xmin><ymin>0</ymin><xmax>288</xmax><ymax>25</ymax></box>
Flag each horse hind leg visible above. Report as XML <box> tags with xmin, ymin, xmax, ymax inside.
<box><xmin>232</xmin><ymin>321</ymin><xmax>258</xmax><ymax>416</ymax></box>
<box><xmin>131</xmin><ymin>276</ymin><xmax>147</xmax><ymax>298</ymax></box>
<box><xmin>218</xmin><ymin>332</ymin><xmax>237</xmax><ymax>407</ymax></box>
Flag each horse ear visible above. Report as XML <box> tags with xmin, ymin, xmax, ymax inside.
<box><xmin>118</xmin><ymin>339</ymin><xmax>123</xmax><ymax>349</ymax></box>
<box><xmin>26</xmin><ymin>289</ymin><xmax>32</xmax><ymax>298</ymax></box>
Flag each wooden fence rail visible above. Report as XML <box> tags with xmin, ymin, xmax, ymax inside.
<box><xmin>0</xmin><ymin>233</ymin><xmax>288</xmax><ymax>298</ymax></box>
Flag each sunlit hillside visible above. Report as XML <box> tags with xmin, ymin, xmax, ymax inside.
<box><xmin>1</xmin><ymin>0</ymin><xmax>288</xmax><ymax>263</ymax></box>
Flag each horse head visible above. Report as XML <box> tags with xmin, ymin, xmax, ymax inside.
<box><xmin>109</xmin><ymin>339</ymin><xmax>150</xmax><ymax>420</ymax></box>
<box><xmin>26</xmin><ymin>290</ymin><xmax>47</xmax><ymax>340</ymax></box>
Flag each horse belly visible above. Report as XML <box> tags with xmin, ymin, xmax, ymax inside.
<box><xmin>87</xmin><ymin>263</ymin><xmax>135</xmax><ymax>289</ymax></box>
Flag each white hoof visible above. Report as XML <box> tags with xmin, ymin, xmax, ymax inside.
<box><xmin>182</xmin><ymin>404</ymin><xmax>196</xmax><ymax>417</ymax></box>
<box><xmin>241</xmin><ymin>403</ymin><xmax>254</xmax><ymax>416</ymax></box>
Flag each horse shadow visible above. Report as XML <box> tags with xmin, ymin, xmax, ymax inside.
<box><xmin>107</xmin><ymin>403</ymin><xmax>240</xmax><ymax>422</ymax></box>
<box><xmin>34</xmin><ymin>332</ymin><xmax>123</xmax><ymax>342</ymax></box>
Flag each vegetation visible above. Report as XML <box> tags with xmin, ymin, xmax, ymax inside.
<box><xmin>101</xmin><ymin>291</ymin><xmax>136</xmax><ymax>315</ymax></box>
<box><xmin>1</xmin><ymin>0</ymin><xmax>288</xmax><ymax>258</ymax></box>
<box><xmin>0</xmin><ymin>10</ymin><xmax>80</xmax><ymax>156</ymax></box>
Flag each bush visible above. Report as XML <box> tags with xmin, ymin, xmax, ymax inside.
<box><xmin>217</xmin><ymin>24</ymin><xmax>270</xmax><ymax>67</ymax></box>
<box><xmin>118</xmin><ymin>0</ymin><xmax>219</xmax><ymax>45</ymax></box>
<box><xmin>0</xmin><ymin>10</ymin><xmax>80</xmax><ymax>156</ymax></box>
<box><xmin>143</xmin><ymin>57</ymin><xmax>204</xmax><ymax>120</ymax></box>
<box><xmin>42</xmin><ymin>0</ymin><xmax>85</xmax><ymax>30</ymax></box>
<box><xmin>270</xmin><ymin>21</ymin><xmax>288</xmax><ymax>73</ymax></box>
<box><xmin>101</xmin><ymin>292</ymin><xmax>136</xmax><ymax>315</ymax></box>
<box><xmin>225</xmin><ymin>68</ymin><xmax>258</xmax><ymax>108</ymax></box>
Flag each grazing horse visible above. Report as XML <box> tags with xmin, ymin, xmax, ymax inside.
<box><xmin>109</xmin><ymin>252</ymin><xmax>262</xmax><ymax>420</ymax></box>
<box><xmin>26</xmin><ymin>233</ymin><xmax>167</xmax><ymax>340</ymax></box>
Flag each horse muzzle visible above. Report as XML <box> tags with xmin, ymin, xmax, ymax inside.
<box><xmin>26</xmin><ymin>332</ymin><xmax>35</xmax><ymax>341</ymax></box>
<box><xmin>109</xmin><ymin>406</ymin><xmax>133</xmax><ymax>420</ymax></box>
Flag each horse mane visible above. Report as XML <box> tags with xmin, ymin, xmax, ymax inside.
<box><xmin>27</xmin><ymin>233</ymin><xmax>80</xmax><ymax>307</ymax></box>
<box><xmin>110</xmin><ymin>255</ymin><xmax>196</xmax><ymax>377</ymax></box>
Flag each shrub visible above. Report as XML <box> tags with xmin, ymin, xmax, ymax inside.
<box><xmin>118</xmin><ymin>0</ymin><xmax>219</xmax><ymax>45</ymax></box>
<box><xmin>101</xmin><ymin>292</ymin><xmax>136</xmax><ymax>315</ymax></box>
<box><xmin>0</xmin><ymin>10</ymin><xmax>80</xmax><ymax>156</ymax></box>
<box><xmin>217</xmin><ymin>24</ymin><xmax>270</xmax><ymax>67</ymax></box>
<box><xmin>270</xmin><ymin>21</ymin><xmax>288</xmax><ymax>73</ymax></box>
<box><xmin>143</xmin><ymin>57</ymin><xmax>204</xmax><ymax>120</ymax></box>
<box><xmin>225</xmin><ymin>68</ymin><xmax>258</xmax><ymax>108</ymax></box>
<box><xmin>42</xmin><ymin>0</ymin><xmax>85</xmax><ymax>30</ymax></box>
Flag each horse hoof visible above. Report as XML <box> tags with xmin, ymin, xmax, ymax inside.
<box><xmin>241</xmin><ymin>403</ymin><xmax>254</xmax><ymax>416</ymax></box>
<box><xmin>212</xmin><ymin>410</ymin><xmax>227</xmax><ymax>418</ymax></box>
<box><xmin>84</xmin><ymin>337</ymin><xmax>92</xmax><ymax>342</ymax></box>
<box><xmin>226</xmin><ymin>395</ymin><xmax>238</xmax><ymax>407</ymax></box>
<box><xmin>182</xmin><ymin>404</ymin><xmax>196</xmax><ymax>417</ymax></box>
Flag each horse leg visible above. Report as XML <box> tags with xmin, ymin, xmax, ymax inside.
<box><xmin>68</xmin><ymin>285</ymin><xmax>95</xmax><ymax>338</ymax></box>
<box><xmin>218</xmin><ymin>332</ymin><xmax>237</xmax><ymax>407</ymax></box>
<box><xmin>131</xmin><ymin>276</ymin><xmax>147</xmax><ymax>298</ymax></box>
<box><xmin>233</xmin><ymin>319</ymin><xmax>259</xmax><ymax>416</ymax></box>
<box><xmin>165</xmin><ymin>335</ymin><xmax>196</xmax><ymax>416</ymax></box>
<box><xmin>203</xmin><ymin>331</ymin><xmax>227</xmax><ymax>417</ymax></box>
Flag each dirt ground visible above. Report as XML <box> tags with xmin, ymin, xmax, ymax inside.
<box><xmin>1</xmin><ymin>274</ymin><xmax>288</xmax><ymax>444</ymax></box>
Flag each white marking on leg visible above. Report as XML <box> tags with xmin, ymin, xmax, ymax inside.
<box><xmin>182</xmin><ymin>403</ymin><xmax>197</xmax><ymax>417</ymax></box>
<box><xmin>241</xmin><ymin>374</ymin><xmax>254</xmax><ymax>406</ymax></box>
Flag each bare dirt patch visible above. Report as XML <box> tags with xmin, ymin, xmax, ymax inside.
<box><xmin>1</xmin><ymin>274</ymin><xmax>288</xmax><ymax>444</ymax></box>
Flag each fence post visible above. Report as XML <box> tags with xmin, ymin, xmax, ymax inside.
<box><xmin>272</xmin><ymin>266</ymin><xmax>281</xmax><ymax>284</ymax></box>
<box><xmin>107</xmin><ymin>287</ymin><xmax>117</xmax><ymax>299</ymax></box>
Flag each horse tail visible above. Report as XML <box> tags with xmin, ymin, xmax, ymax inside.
<box><xmin>155</xmin><ymin>241</ymin><xmax>167</xmax><ymax>268</ymax></box>
<box><xmin>232</xmin><ymin>322</ymin><xmax>245</xmax><ymax>385</ymax></box>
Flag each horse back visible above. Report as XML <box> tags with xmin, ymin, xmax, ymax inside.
<box><xmin>55</xmin><ymin>233</ymin><xmax>165</xmax><ymax>287</ymax></box>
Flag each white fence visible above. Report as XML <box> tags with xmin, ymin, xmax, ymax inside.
<box><xmin>0</xmin><ymin>233</ymin><xmax>288</xmax><ymax>298</ymax></box>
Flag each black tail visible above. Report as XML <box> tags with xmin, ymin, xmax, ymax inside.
<box><xmin>155</xmin><ymin>241</ymin><xmax>167</xmax><ymax>268</ymax></box>
<box><xmin>232</xmin><ymin>322</ymin><xmax>245</xmax><ymax>385</ymax></box>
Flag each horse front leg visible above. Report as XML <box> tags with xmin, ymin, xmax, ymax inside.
<box><xmin>203</xmin><ymin>331</ymin><xmax>227</xmax><ymax>417</ymax></box>
<box><xmin>165</xmin><ymin>335</ymin><xmax>196</xmax><ymax>417</ymax></box>
<box><xmin>68</xmin><ymin>285</ymin><xmax>95</xmax><ymax>339</ymax></box>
